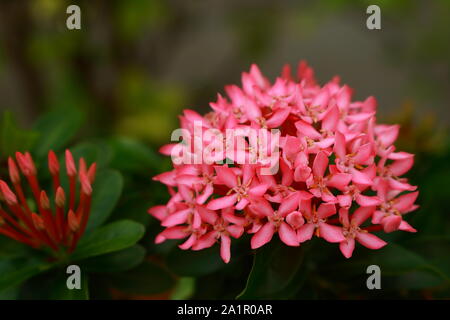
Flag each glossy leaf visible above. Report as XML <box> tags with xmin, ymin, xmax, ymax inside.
<box><xmin>32</xmin><ymin>107</ymin><xmax>83</xmax><ymax>158</ymax></box>
<box><xmin>237</xmin><ymin>239</ymin><xmax>306</xmax><ymax>299</ymax></box>
<box><xmin>86</xmin><ymin>169</ymin><xmax>124</xmax><ymax>231</ymax></box>
<box><xmin>49</xmin><ymin>270</ymin><xmax>89</xmax><ymax>300</ymax></box>
<box><xmin>166</xmin><ymin>246</ymin><xmax>225</xmax><ymax>277</ymax></box>
<box><xmin>71</xmin><ymin>220</ymin><xmax>145</xmax><ymax>261</ymax></box>
<box><xmin>109</xmin><ymin>261</ymin><xmax>175</xmax><ymax>296</ymax></box>
<box><xmin>0</xmin><ymin>257</ymin><xmax>52</xmax><ymax>291</ymax></box>
<box><xmin>81</xmin><ymin>244</ymin><xmax>146</xmax><ymax>273</ymax></box>
<box><xmin>0</xmin><ymin>111</ymin><xmax>38</xmax><ymax>158</ymax></box>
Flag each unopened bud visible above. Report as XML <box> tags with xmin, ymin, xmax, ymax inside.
<box><xmin>0</xmin><ymin>181</ymin><xmax>18</xmax><ymax>205</ymax></box>
<box><xmin>65</xmin><ymin>150</ymin><xmax>77</xmax><ymax>177</ymax></box>
<box><xmin>8</xmin><ymin>157</ymin><xmax>21</xmax><ymax>184</ymax></box>
<box><xmin>79</xmin><ymin>172</ymin><xmax>92</xmax><ymax>195</ymax></box>
<box><xmin>40</xmin><ymin>191</ymin><xmax>50</xmax><ymax>210</ymax></box>
<box><xmin>79</xmin><ymin>158</ymin><xmax>87</xmax><ymax>175</ymax></box>
<box><xmin>31</xmin><ymin>213</ymin><xmax>45</xmax><ymax>230</ymax></box>
<box><xmin>67</xmin><ymin>210</ymin><xmax>79</xmax><ymax>232</ymax></box>
<box><xmin>55</xmin><ymin>187</ymin><xmax>66</xmax><ymax>208</ymax></box>
<box><xmin>48</xmin><ymin>150</ymin><xmax>60</xmax><ymax>176</ymax></box>
<box><xmin>24</xmin><ymin>152</ymin><xmax>37</xmax><ymax>176</ymax></box>
<box><xmin>87</xmin><ymin>163</ymin><xmax>97</xmax><ymax>183</ymax></box>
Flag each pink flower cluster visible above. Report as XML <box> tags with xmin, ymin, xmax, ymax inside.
<box><xmin>149</xmin><ymin>62</ymin><xmax>419</xmax><ymax>263</ymax></box>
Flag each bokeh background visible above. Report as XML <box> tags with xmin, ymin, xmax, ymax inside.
<box><xmin>0</xmin><ymin>0</ymin><xmax>449</xmax><ymax>299</ymax></box>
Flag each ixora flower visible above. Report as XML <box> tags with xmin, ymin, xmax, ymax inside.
<box><xmin>149</xmin><ymin>61</ymin><xmax>419</xmax><ymax>263</ymax></box>
<box><xmin>0</xmin><ymin>150</ymin><xmax>96</xmax><ymax>254</ymax></box>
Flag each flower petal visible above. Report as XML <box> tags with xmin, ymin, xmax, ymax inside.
<box><xmin>295</xmin><ymin>120</ymin><xmax>322</xmax><ymax>140</ymax></box>
<box><xmin>278</xmin><ymin>192</ymin><xmax>300</xmax><ymax>217</ymax></box>
<box><xmin>251</xmin><ymin>222</ymin><xmax>275</xmax><ymax>249</ymax></box>
<box><xmin>214</xmin><ymin>166</ymin><xmax>237</xmax><ymax>188</ymax></box>
<box><xmin>317</xmin><ymin>203</ymin><xmax>336</xmax><ymax>219</ymax></box>
<box><xmin>327</xmin><ymin>173</ymin><xmax>352</xmax><ymax>190</ymax></box>
<box><xmin>220</xmin><ymin>235</ymin><xmax>231</xmax><ymax>263</ymax></box>
<box><xmin>319</xmin><ymin>222</ymin><xmax>345</xmax><ymax>243</ymax></box>
<box><xmin>356</xmin><ymin>194</ymin><xmax>382</xmax><ymax>207</ymax></box>
<box><xmin>161</xmin><ymin>208</ymin><xmax>190</xmax><ymax>227</ymax></box>
<box><xmin>333</xmin><ymin>131</ymin><xmax>346</xmax><ymax>160</ymax></box>
<box><xmin>351</xmin><ymin>206</ymin><xmax>375</xmax><ymax>226</ymax></box>
<box><xmin>313</xmin><ymin>151</ymin><xmax>329</xmax><ymax>178</ymax></box>
<box><xmin>381</xmin><ymin>215</ymin><xmax>402</xmax><ymax>233</ymax></box>
<box><xmin>266</xmin><ymin>107</ymin><xmax>291</xmax><ymax>128</ymax></box>
<box><xmin>278</xmin><ymin>222</ymin><xmax>299</xmax><ymax>246</ymax></box>
<box><xmin>339</xmin><ymin>238</ymin><xmax>355</xmax><ymax>258</ymax></box>
<box><xmin>207</xmin><ymin>194</ymin><xmax>238</xmax><ymax>210</ymax></box>
<box><xmin>297</xmin><ymin>223</ymin><xmax>315</xmax><ymax>243</ymax></box>
<box><xmin>356</xmin><ymin>232</ymin><xmax>387</xmax><ymax>249</ymax></box>
<box><xmin>286</xmin><ymin>211</ymin><xmax>305</xmax><ymax>229</ymax></box>
<box><xmin>398</xmin><ymin>220</ymin><xmax>417</xmax><ymax>233</ymax></box>
<box><xmin>393</xmin><ymin>191</ymin><xmax>419</xmax><ymax>213</ymax></box>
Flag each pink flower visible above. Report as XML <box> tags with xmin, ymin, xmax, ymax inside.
<box><xmin>149</xmin><ymin>61</ymin><xmax>419</xmax><ymax>263</ymax></box>
<box><xmin>248</xmin><ymin>192</ymin><xmax>302</xmax><ymax>248</ymax></box>
<box><xmin>206</xmin><ymin>165</ymin><xmax>267</xmax><ymax>211</ymax></box>
<box><xmin>296</xmin><ymin>199</ymin><xmax>345</xmax><ymax>243</ymax></box>
<box><xmin>339</xmin><ymin>207</ymin><xmax>387</xmax><ymax>258</ymax></box>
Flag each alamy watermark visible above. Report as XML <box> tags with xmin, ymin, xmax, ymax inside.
<box><xmin>169</xmin><ymin>121</ymin><xmax>281</xmax><ymax>175</ymax></box>
<box><xmin>366</xmin><ymin>264</ymin><xmax>381</xmax><ymax>289</ymax></box>
<box><xmin>66</xmin><ymin>5</ymin><xmax>81</xmax><ymax>30</ymax></box>
<box><xmin>366</xmin><ymin>5</ymin><xmax>381</xmax><ymax>30</ymax></box>
<box><xmin>66</xmin><ymin>264</ymin><xmax>81</xmax><ymax>290</ymax></box>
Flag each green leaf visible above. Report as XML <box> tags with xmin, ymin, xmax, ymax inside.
<box><xmin>166</xmin><ymin>246</ymin><xmax>225</xmax><ymax>277</ymax></box>
<box><xmin>237</xmin><ymin>240</ymin><xmax>306</xmax><ymax>299</ymax></box>
<box><xmin>49</xmin><ymin>270</ymin><xmax>89</xmax><ymax>300</ymax></box>
<box><xmin>0</xmin><ymin>111</ymin><xmax>38</xmax><ymax>158</ymax></box>
<box><xmin>108</xmin><ymin>136</ymin><xmax>160</xmax><ymax>173</ymax></box>
<box><xmin>170</xmin><ymin>277</ymin><xmax>195</xmax><ymax>300</ymax></box>
<box><xmin>81</xmin><ymin>244</ymin><xmax>146</xmax><ymax>273</ymax></box>
<box><xmin>70</xmin><ymin>141</ymin><xmax>113</xmax><ymax>170</ymax></box>
<box><xmin>71</xmin><ymin>220</ymin><xmax>145</xmax><ymax>261</ymax></box>
<box><xmin>385</xmin><ymin>271</ymin><xmax>444</xmax><ymax>290</ymax></box>
<box><xmin>0</xmin><ymin>286</ymin><xmax>20</xmax><ymax>300</ymax></box>
<box><xmin>86</xmin><ymin>169</ymin><xmax>124</xmax><ymax>231</ymax></box>
<box><xmin>328</xmin><ymin>242</ymin><xmax>449</xmax><ymax>285</ymax></box>
<box><xmin>109</xmin><ymin>261</ymin><xmax>175</xmax><ymax>296</ymax></box>
<box><xmin>32</xmin><ymin>107</ymin><xmax>83</xmax><ymax>158</ymax></box>
<box><xmin>0</xmin><ymin>257</ymin><xmax>52</xmax><ymax>291</ymax></box>
<box><xmin>0</xmin><ymin>237</ymin><xmax>32</xmax><ymax>259</ymax></box>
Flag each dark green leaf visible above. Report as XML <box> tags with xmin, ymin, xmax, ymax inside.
<box><xmin>33</xmin><ymin>107</ymin><xmax>83</xmax><ymax>158</ymax></box>
<box><xmin>71</xmin><ymin>220</ymin><xmax>145</xmax><ymax>261</ymax></box>
<box><xmin>108</xmin><ymin>136</ymin><xmax>160</xmax><ymax>173</ymax></box>
<box><xmin>49</xmin><ymin>270</ymin><xmax>89</xmax><ymax>300</ymax></box>
<box><xmin>170</xmin><ymin>277</ymin><xmax>195</xmax><ymax>300</ymax></box>
<box><xmin>237</xmin><ymin>240</ymin><xmax>306</xmax><ymax>299</ymax></box>
<box><xmin>109</xmin><ymin>261</ymin><xmax>175</xmax><ymax>296</ymax></box>
<box><xmin>166</xmin><ymin>246</ymin><xmax>225</xmax><ymax>277</ymax></box>
<box><xmin>81</xmin><ymin>244</ymin><xmax>146</xmax><ymax>273</ymax></box>
<box><xmin>0</xmin><ymin>257</ymin><xmax>52</xmax><ymax>291</ymax></box>
<box><xmin>0</xmin><ymin>237</ymin><xmax>32</xmax><ymax>259</ymax></box>
<box><xmin>0</xmin><ymin>111</ymin><xmax>38</xmax><ymax>158</ymax></box>
<box><xmin>385</xmin><ymin>271</ymin><xmax>444</xmax><ymax>290</ymax></box>
<box><xmin>327</xmin><ymin>242</ymin><xmax>449</xmax><ymax>286</ymax></box>
<box><xmin>70</xmin><ymin>141</ymin><xmax>113</xmax><ymax>170</ymax></box>
<box><xmin>86</xmin><ymin>169</ymin><xmax>124</xmax><ymax>231</ymax></box>
<box><xmin>0</xmin><ymin>285</ymin><xmax>20</xmax><ymax>300</ymax></box>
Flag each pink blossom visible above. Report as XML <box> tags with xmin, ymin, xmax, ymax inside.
<box><xmin>339</xmin><ymin>206</ymin><xmax>387</xmax><ymax>258</ymax></box>
<box><xmin>149</xmin><ymin>61</ymin><xmax>419</xmax><ymax>263</ymax></box>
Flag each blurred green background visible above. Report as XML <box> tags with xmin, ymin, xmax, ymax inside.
<box><xmin>0</xmin><ymin>0</ymin><xmax>449</xmax><ymax>299</ymax></box>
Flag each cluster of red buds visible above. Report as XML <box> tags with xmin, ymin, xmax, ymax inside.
<box><xmin>0</xmin><ymin>150</ymin><xmax>96</xmax><ymax>254</ymax></box>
